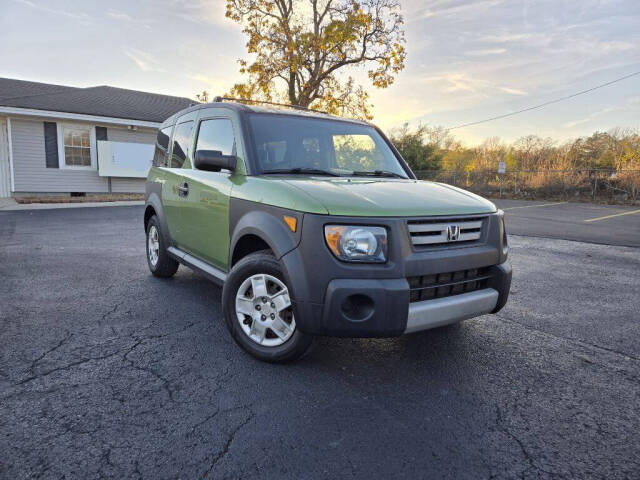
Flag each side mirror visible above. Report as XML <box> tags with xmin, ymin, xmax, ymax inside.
<box><xmin>194</xmin><ymin>150</ymin><xmax>237</xmax><ymax>172</ymax></box>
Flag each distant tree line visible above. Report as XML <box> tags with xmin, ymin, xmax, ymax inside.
<box><xmin>389</xmin><ymin>124</ymin><xmax>640</xmax><ymax>202</ymax></box>
<box><xmin>389</xmin><ymin>124</ymin><xmax>640</xmax><ymax>173</ymax></box>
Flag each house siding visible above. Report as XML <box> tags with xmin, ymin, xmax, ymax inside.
<box><xmin>0</xmin><ymin>117</ymin><xmax>10</xmax><ymax>197</ymax></box>
<box><xmin>10</xmin><ymin>118</ymin><xmax>157</xmax><ymax>194</ymax></box>
<box><xmin>11</xmin><ymin>118</ymin><xmax>108</xmax><ymax>193</ymax></box>
<box><xmin>111</xmin><ymin>177</ymin><xmax>146</xmax><ymax>193</ymax></box>
<box><xmin>106</xmin><ymin>127</ymin><xmax>155</xmax><ymax>144</ymax></box>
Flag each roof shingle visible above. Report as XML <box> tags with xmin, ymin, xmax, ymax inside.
<box><xmin>0</xmin><ymin>78</ymin><xmax>195</xmax><ymax>123</ymax></box>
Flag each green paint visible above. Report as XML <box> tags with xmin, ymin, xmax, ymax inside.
<box><xmin>174</xmin><ymin>169</ymin><xmax>234</xmax><ymax>270</ymax></box>
<box><xmin>231</xmin><ymin>176</ymin><xmax>328</xmax><ymax>214</ymax></box>
<box><xmin>231</xmin><ymin>175</ymin><xmax>495</xmax><ymax>216</ymax></box>
<box><xmin>148</xmin><ymin>108</ymin><xmax>497</xmax><ymax>272</ymax></box>
<box><xmin>277</xmin><ymin>176</ymin><xmax>496</xmax><ymax>216</ymax></box>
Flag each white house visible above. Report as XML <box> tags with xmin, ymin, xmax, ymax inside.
<box><xmin>0</xmin><ymin>78</ymin><xmax>194</xmax><ymax>198</ymax></box>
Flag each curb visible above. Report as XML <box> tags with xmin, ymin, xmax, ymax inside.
<box><xmin>0</xmin><ymin>200</ymin><xmax>145</xmax><ymax>211</ymax></box>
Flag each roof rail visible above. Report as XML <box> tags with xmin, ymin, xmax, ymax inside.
<box><xmin>212</xmin><ymin>96</ymin><xmax>328</xmax><ymax>114</ymax></box>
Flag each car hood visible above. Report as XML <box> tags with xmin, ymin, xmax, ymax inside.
<box><xmin>282</xmin><ymin>177</ymin><xmax>496</xmax><ymax>216</ymax></box>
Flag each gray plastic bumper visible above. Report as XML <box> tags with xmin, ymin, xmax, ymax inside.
<box><xmin>404</xmin><ymin>288</ymin><xmax>499</xmax><ymax>334</ymax></box>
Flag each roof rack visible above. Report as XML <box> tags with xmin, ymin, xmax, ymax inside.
<box><xmin>212</xmin><ymin>96</ymin><xmax>328</xmax><ymax>115</ymax></box>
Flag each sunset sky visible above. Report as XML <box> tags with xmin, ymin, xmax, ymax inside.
<box><xmin>2</xmin><ymin>0</ymin><xmax>639</xmax><ymax>145</ymax></box>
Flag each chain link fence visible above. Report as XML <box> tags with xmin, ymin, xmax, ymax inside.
<box><xmin>414</xmin><ymin>169</ymin><xmax>640</xmax><ymax>204</ymax></box>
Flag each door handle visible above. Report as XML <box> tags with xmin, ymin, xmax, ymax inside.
<box><xmin>177</xmin><ymin>182</ymin><xmax>189</xmax><ymax>197</ymax></box>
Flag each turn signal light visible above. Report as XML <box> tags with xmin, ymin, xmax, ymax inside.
<box><xmin>283</xmin><ymin>215</ymin><xmax>297</xmax><ymax>232</ymax></box>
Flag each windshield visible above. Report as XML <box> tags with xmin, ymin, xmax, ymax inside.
<box><xmin>247</xmin><ymin>114</ymin><xmax>408</xmax><ymax>177</ymax></box>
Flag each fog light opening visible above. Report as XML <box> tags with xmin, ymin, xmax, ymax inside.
<box><xmin>341</xmin><ymin>294</ymin><xmax>374</xmax><ymax>322</ymax></box>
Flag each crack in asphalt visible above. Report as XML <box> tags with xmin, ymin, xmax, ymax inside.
<box><xmin>6</xmin><ymin>331</ymin><xmax>77</xmax><ymax>390</ymax></box>
<box><xmin>203</xmin><ymin>409</ymin><xmax>255</xmax><ymax>479</ymax></box>
<box><xmin>12</xmin><ymin>320</ymin><xmax>202</xmax><ymax>390</ymax></box>
<box><xmin>28</xmin><ymin>331</ymin><xmax>74</xmax><ymax>371</ymax></box>
<box><xmin>120</xmin><ymin>321</ymin><xmax>204</xmax><ymax>403</ymax></box>
<box><xmin>122</xmin><ymin>346</ymin><xmax>178</xmax><ymax>403</ymax></box>
<box><xmin>494</xmin><ymin>404</ymin><xmax>562</xmax><ymax>480</ymax></box>
<box><xmin>100</xmin><ymin>302</ymin><xmax>122</xmax><ymax>324</ymax></box>
<box><xmin>15</xmin><ymin>348</ymin><xmax>125</xmax><ymax>386</ymax></box>
<box><xmin>189</xmin><ymin>403</ymin><xmax>249</xmax><ymax>438</ymax></box>
<box><xmin>494</xmin><ymin>313</ymin><xmax>640</xmax><ymax>362</ymax></box>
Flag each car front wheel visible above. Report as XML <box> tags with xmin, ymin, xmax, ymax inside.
<box><xmin>222</xmin><ymin>251</ymin><xmax>313</xmax><ymax>363</ymax></box>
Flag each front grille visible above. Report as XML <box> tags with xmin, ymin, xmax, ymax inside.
<box><xmin>408</xmin><ymin>267</ymin><xmax>492</xmax><ymax>303</ymax></box>
<box><xmin>407</xmin><ymin>216</ymin><xmax>486</xmax><ymax>248</ymax></box>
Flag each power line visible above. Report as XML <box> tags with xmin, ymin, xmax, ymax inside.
<box><xmin>446</xmin><ymin>70</ymin><xmax>640</xmax><ymax>131</ymax></box>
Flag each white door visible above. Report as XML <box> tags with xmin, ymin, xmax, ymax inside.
<box><xmin>0</xmin><ymin>117</ymin><xmax>11</xmax><ymax>197</ymax></box>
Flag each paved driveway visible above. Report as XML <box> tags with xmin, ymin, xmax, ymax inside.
<box><xmin>1</xmin><ymin>204</ymin><xmax>639</xmax><ymax>479</ymax></box>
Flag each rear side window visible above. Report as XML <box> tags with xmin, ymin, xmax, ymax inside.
<box><xmin>171</xmin><ymin>121</ymin><xmax>194</xmax><ymax>168</ymax></box>
<box><xmin>153</xmin><ymin>126</ymin><xmax>172</xmax><ymax>167</ymax></box>
<box><xmin>195</xmin><ymin>119</ymin><xmax>235</xmax><ymax>156</ymax></box>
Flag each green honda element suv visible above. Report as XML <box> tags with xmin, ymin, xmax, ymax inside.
<box><xmin>144</xmin><ymin>100</ymin><xmax>511</xmax><ymax>362</ymax></box>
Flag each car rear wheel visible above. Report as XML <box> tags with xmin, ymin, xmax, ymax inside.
<box><xmin>146</xmin><ymin>215</ymin><xmax>179</xmax><ymax>277</ymax></box>
<box><xmin>222</xmin><ymin>251</ymin><xmax>313</xmax><ymax>363</ymax></box>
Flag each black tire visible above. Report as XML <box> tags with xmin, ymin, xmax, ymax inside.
<box><xmin>146</xmin><ymin>215</ymin><xmax>179</xmax><ymax>278</ymax></box>
<box><xmin>222</xmin><ymin>251</ymin><xmax>314</xmax><ymax>363</ymax></box>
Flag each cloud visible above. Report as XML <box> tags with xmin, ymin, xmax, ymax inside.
<box><xmin>417</xmin><ymin>0</ymin><xmax>505</xmax><ymax>19</ymax></box>
<box><xmin>107</xmin><ymin>11</ymin><xmax>152</xmax><ymax>30</ymax></box>
<box><xmin>189</xmin><ymin>74</ymin><xmax>211</xmax><ymax>83</ymax></box>
<box><xmin>187</xmin><ymin>74</ymin><xmax>235</xmax><ymax>96</ymax></box>
<box><xmin>499</xmin><ymin>86</ymin><xmax>528</xmax><ymax>96</ymax></box>
<box><xmin>563</xmin><ymin>106</ymin><xmax>619</xmax><ymax>128</ymax></box>
<box><xmin>165</xmin><ymin>0</ymin><xmax>238</xmax><ymax>28</ymax></box>
<box><xmin>422</xmin><ymin>73</ymin><xmax>479</xmax><ymax>93</ymax></box>
<box><xmin>124</xmin><ymin>49</ymin><xmax>164</xmax><ymax>73</ymax></box>
<box><xmin>11</xmin><ymin>0</ymin><xmax>92</xmax><ymax>25</ymax></box>
<box><xmin>419</xmin><ymin>72</ymin><xmax>529</xmax><ymax>102</ymax></box>
<box><xmin>479</xmin><ymin>33</ymin><xmax>537</xmax><ymax>43</ymax></box>
<box><xmin>466</xmin><ymin>48</ymin><xmax>507</xmax><ymax>56</ymax></box>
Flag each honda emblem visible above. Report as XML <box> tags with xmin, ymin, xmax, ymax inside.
<box><xmin>447</xmin><ymin>225</ymin><xmax>460</xmax><ymax>241</ymax></box>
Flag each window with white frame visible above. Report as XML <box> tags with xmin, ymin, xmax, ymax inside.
<box><xmin>58</xmin><ymin>125</ymin><xmax>95</xmax><ymax>169</ymax></box>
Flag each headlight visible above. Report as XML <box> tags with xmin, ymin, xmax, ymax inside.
<box><xmin>324</xmin><ymin>225</ymin><xmax>387</xmax><ymax>263</ymax></box>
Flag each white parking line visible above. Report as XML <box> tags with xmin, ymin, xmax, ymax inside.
<box><xmin>584</xmin><ymin>209</ymin><xmax>640</xmax><ymax>223</ymax></box>
<box><xmin>503</xmin><ymin>201</ymin><xmax>568</xmax><ymax>211</ymax></box>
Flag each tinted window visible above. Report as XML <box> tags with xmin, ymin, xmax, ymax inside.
<box><xmin>247</xmin><ymin>115</ymin><xmax>406</xmax><ymax>176</ymax></box>
<box><xmin>171</xmin><ymin>121</ymin><xmax>194</xmax><ymax>168</ymax></box>
<box><xmin>195</xmin><ymin>119</ymin><xmax>235</xmax><ymax>156</ymax></box>
<box><xmin>153</xmin><ymin>126</ymin><xmax>172</xmax><ymax>167</ymax></box>
<box><xmin>333</xmin><ymin>134</ymin><xmax>384</xmax><ymax>171</ymax></box>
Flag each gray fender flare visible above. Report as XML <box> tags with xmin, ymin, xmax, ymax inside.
<box><xmin>229</xmin><ymin>210</ymin><xmax>301</xmax><ymax>261</ymax></box>
<box><xmin>144</xmin><ymin>190</ymin><xmax>173</xmax><ymax>247</ymax></box>
<box><xmin>229</xmin><ymin>210</ymin><xmax>312</xmax><ymax>305</ymax></box>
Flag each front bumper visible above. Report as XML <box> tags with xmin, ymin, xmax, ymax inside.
<box><xmin>405</xmin><ymin>288</ymin><xmax>498</xmax><ymax>333</ymax></box>
<box><xmin>289</xmin><ymin>261</ymin><xmax>512</xmax><ymax>337</ymax></box>
<box><xmin>279</xmin><ymin>211</ymin><xmax>511</xmax><ymax>337</ymax></box>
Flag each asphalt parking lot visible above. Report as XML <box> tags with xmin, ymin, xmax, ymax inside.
<box><xmin>494</xmin><ymin>199</ymin><xmax>640</xmax><ymax>247</ymax></box>
<box><xmin>1</xmin><ymin>201</ymin><xmax>639</xmax><ymax>479</ymax></box>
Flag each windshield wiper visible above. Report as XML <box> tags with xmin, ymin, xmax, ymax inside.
<box><xmin>351</xmin><ymin>170</ymin><xmax>407</xmax><ymax>179</ymax></box>
<box><xmin>261</xmin><ymin>168</ymin><xmax>341</xmax><ymax>177</ymax></box>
